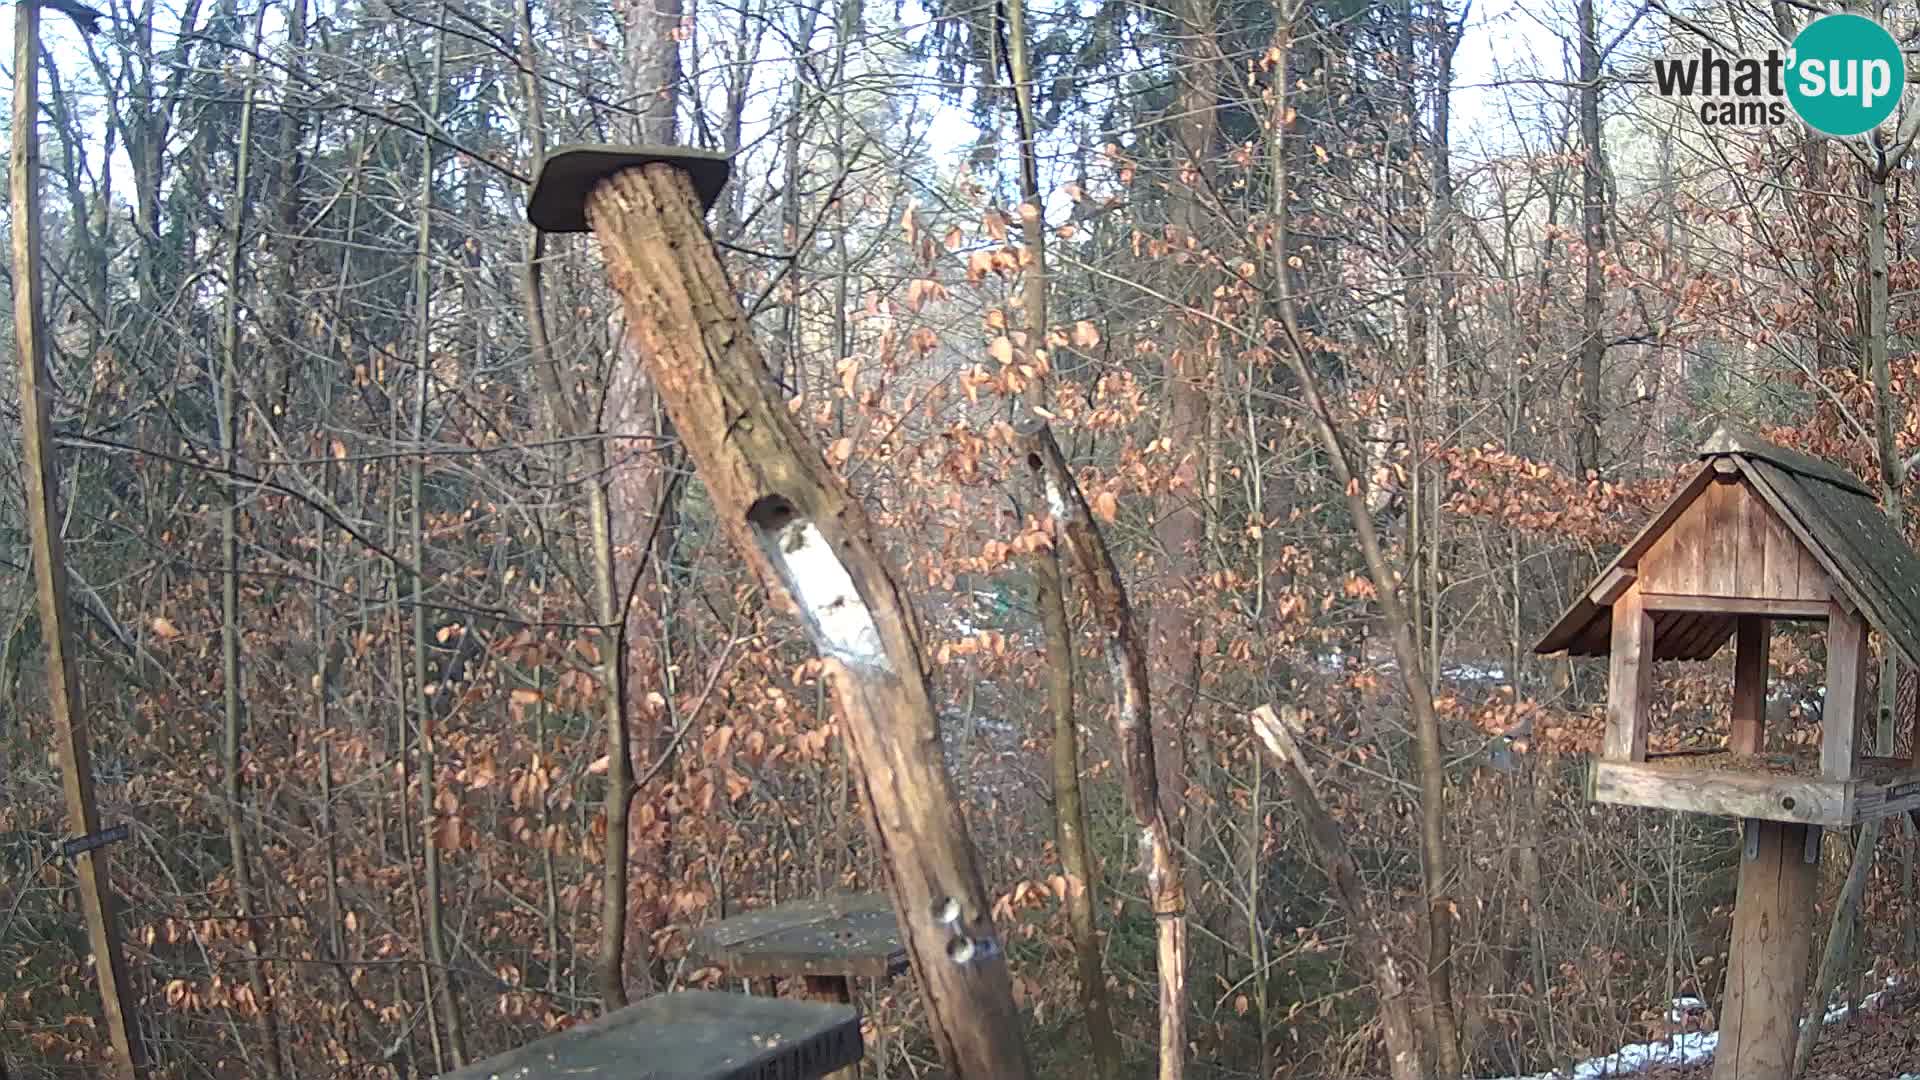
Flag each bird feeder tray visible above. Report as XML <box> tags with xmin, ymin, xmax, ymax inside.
<box><xmin>1589</xmin><ymin>750</ymin><xmax>1920</xmax><ymax>827</ymax></box>
<box><xmin>691</xmin><ymin>893</ymin><xmax>908</xmax><ymax>982</ymax></box>
<box><xmin>440</xmin><ymin>990</ymin><xmax>862</xmax><ymax>1080</ymax></box>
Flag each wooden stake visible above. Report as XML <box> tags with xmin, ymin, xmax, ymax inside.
<box><xmin>574</xmin><ymin>162</ymin><xmax>1031</xmax><ymax>1079</ymax></box>
<box><xmin>1603</xmin><ymin>584</ymin><xmax>1653</xmax><ymax>761</ymax></box>
<box><xmin>11</xmin><ymin>2</ymin><xmax>143</xmax><ymax>1073</ymax></box>
<box><xmin>1713</xmin><ymin>820</ymin><xmax>1816</xmax><ymax>1080</ymax></box>
<box><xmin>1823</xmin><ymin>601</ymin><xmax>1868</xmax><ymax>781</ymax></box>
<box><xmin>1730</xmin><ymin>616</ymin><xmax>1769</xmax><ymax>756</ymax></box>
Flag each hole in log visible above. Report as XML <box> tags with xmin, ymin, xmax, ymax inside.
<box><xmin>746</xmin><ymin>494</ymin><xmax>799</xmax><ymax>533</ymax></box>
<box><xmin>946</xmin><ymin>937</ymin><xmax>976</xmax><ymax>964</ymax></box>
<box><xmin>746</xmin><ymin>494</ymin><xmax>889</xmax><ymax>671</ymax></box>
<box><xmin>932</xmin><ymin>896</ymin><xmax>961</xmax><ymax>925</ymax></box>
<box><xmin>1781</xmin><ymin>796</ymin><xmax>1797</xmax><ymax>811</ymax></box>
<box><xmin>1025</xmin><ymin>452</ymin><xmax>1043</xmax><ymax>471</ymax></box>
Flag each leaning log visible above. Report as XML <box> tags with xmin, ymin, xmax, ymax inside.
<box><xmin>534</xmin><ymin>151</ymin><xmax>1032</xmax><ymax>1079</ymax></box>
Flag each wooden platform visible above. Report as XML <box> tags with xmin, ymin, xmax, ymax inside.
<box><xmin>442</xmin><ymin>991</ymin><xmax>862</xmax><ymax>1080</ymax></box>
<box><xmin>690</xmin><ymin>893</ymin><xmax>907</xmax><ymax>981</ymax></box>
<box><xmin>1589</xmin><ymin>750</ymin><xmax>1920</xmax><ymax>826</ymax></box>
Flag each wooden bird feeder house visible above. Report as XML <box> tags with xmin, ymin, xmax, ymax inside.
<box><xmin>1536</xmin><ymin>427</ymin><xmax>1920</xmax><ymax>1080</ymax></box>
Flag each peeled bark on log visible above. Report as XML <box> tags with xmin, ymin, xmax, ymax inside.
<box><xmin>1250</xmin><ymin>706</ymin><xmax>1426</xmax><ymax>1080</ymax></box>
<box><xmin>578</xmin><ymin>162</ymin><xmax>1032</xmax><ymax>1079</ymax></box>
<box><xmin>1016</xmin><ymin>417</ymin><xmax>1188</xmax><ymax>1080</ymax></box>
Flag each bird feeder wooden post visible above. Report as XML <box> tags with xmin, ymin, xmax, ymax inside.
<box><xmin>527</xmin><ymin>147</ymin><xmax>1033</xmax><ymax>1080</ymax></box>
<box><xmin>1537</xmin><ymin>429</ymin><xmax>1920</xmax><ymax>1080</ymax></box>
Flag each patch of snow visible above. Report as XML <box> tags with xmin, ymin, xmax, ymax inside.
<box><xmin>1481</xmin><ymin>979</ymin><xmax>1905</xmax><ymax>1080</ymax></box>
<box><xmin>1445</xmin><ymin>663</ymin><xmax>1508</xmax><ymax>684</ymax></box>
<box><xmin>1311</xmin><ymin>650</ymin><xmax>1347</xmax><ymax>674</ymax></box>
<box><xmin>763</xmin><ymin>519</ymin><xmax>889</xmax><ymax>671</ymax></box>
<box><xmin>1667</xmin><ymin>996</ymin><xmax>1707</xmax><ymax>1025</ymax></box>
<box><xmin>1043</xmin><ymin>475</ymin><xmax>1069</xmax><ymax>521</ymax></box>
<box><xmin>1482</xmin><ymin>1030</ymin><xmax>1719</xmax><ymax>1080</ymax></box>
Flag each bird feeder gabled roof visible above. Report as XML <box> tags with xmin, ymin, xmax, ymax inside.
<box><xmin>1535</xmin><ymin>427</ymin><xmax>1920</xmax><ymax>670</ymax></box>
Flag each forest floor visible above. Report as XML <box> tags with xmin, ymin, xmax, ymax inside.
<box><xmin>1645</xmin><ymin>978</ymin><xmax>1920</xmax><ymax>1080</ymax></box>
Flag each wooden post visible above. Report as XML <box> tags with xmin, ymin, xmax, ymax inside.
<box><xmin>802</xmin><ymin>976</ymin><xmax>858</xmax><ymax>1080</ymax></box>
<box><xmin>1603</xmin><ymin>584</ymin><xmax>1653</xmax><ymax>761</ymax></box>
<box><xmin>1713</xmin><ymin>820</ymin><xmax>1817</xmax><ymax>1080</ymax></box>
<box><xmin>1823</xmin><ymin>601</ymin><xmax>1867</xmax><ymax>781</ymax></box>
<box><xmin>11</xmin><ymin>3</ymin><xmax>143</xmax><ymax>1075</ymax></box>
<box><xmin>564</xmin><ymin>160</ymin><xmax>1031</xmax><ymax>1079</ymax></box>
<box><xmin>1730</xmin><ymin>616</ymin><xmax>1769</xmax><ymax>756</ymax></box>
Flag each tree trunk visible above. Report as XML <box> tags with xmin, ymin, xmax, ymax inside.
<box><xmin>1268</xmin><ymin>13</ymin><xmax>1461</xmax><ymax>1070</ymax></box>
<box><xmin>580</xmin><ymin>162</ymin><xmax>1034</xmax><ymax>1079</ymax></box>
<box><xmin>514</xmin><ymin>4</ymin><xmax>645</xmax><ymax>1011</ymax></box>
<box><xmin>11</xmin><ymin>6</ymin><xmax>143</xmax><ymax>1072</ymax></box>
<box><xmin>410</xmin><ymin>21</ymin><xmax>467</xmax><ymax>1064</ymax></box>
<box><xmin>1002</xmin><ymin>1</ymin><xmax>1121</xmax><ymax>1071</ymax></box>
<box><xmin>1152</xmin><ymin>0</ymin><xmax>1223</xmax><ymax>870</ymax></box>
<box><xmin>1019</xmin><ymin>421</ymin><xmax>1188</xmax><ymax>1080</ymax></box>
<box><xmin>1574</xmin><ymin>0</ymin><xmax>1606</xmax><ymax>478</ymax></box>
<box><xmin>1251</xmin><ymin>706</ymin><xmax>1427</xmax><ymax>1080</ymax></box>
<box><xmin>219</xmin><ymin>22</ymin><xmax>288</xmax><ymax>1076</ymax></box>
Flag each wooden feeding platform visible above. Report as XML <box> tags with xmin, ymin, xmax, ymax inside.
<box><xmin>691</xmin><ymin>892</ymin><xmax>907</xmax><ymax>989</ymax></box>
<box><xmin>440</xmin><ymin>990</ymin><xmax>862</xmax><ymax>1080</ymax></box>
<box><xmin>1589</xmin><ymin>750</ymin><xmax>1920</xmax><ymax>827</ymax></box>
<box><xmin>688</xmin><ymin>894</ymin><xmax>906</xmax><ymax>1080</ymax></box>
<box><xmin>1537</xmin><ymin>428</ymin><xmax>1920</xmax><ymax>1080</ymax></box>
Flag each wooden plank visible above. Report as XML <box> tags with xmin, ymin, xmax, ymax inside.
<box><xmin>1740</xmin><ymin>460</ymin><xmax>1854</xmax><ymax>608</ymax></box>
<box><xmin>1604</xmin><ymin>585</ymin><xmax>1654</xmax><ymax>761</ymax></box>
<box><xmin>1588</xmin><ymin>566</ymin><xmax>1636</xmax><ymax>606</ymax></box>
<box><xmin>1731</xmin><ymin>617</ymin><xmax>1770</xmax><ymax>755</ymax></box>
<box><xmin>442</xmin><ymin>991</ymin><xmax>863</xmax><ymax>1080</ymax></box>
<box><xmin>1589</xmin><ymin>760</ymin><xmax>1851</xmax><ymax>826</ymax></box>
<box><xmin>1713</xmin><ymin>821</ymin><xmax>1818</xmax><ymax>1080</ymax></box>
<box><xmin>1640</xmin><ymin>594</ymin><xmax>1828</xmax><ymax>619</ymax></box>
<box><xmin>1702</xmin><ymin>477</ymin><xmax>1742</xmax><ymax>597</ymax></box>
<box><xmin>1759</xmin><ymin>488</ymin><xmax>1803</xmax><ymax>600</ymax></box>
<box><xmin>691</xmin><ymin>894</ymin><xmax>907</xmax><ymax>980</ymax></box>
<box><xmin>1824</xmin><ymin>601</ymin><xmax>1868</xmax><ymax>781</ymax></box>
<box><xmin>1676</xmin><ymin>613</ymin><xmax>1732</xmax><ymax>661</ymax></box>
<box><xmin>1643</xmin><ymin>495</ymin><xmax>1708</xmax><ymax>594</ymax></box>
<box><xmin>1656</xmin><ymin>611</ymin><xmax>1699</xmax><ymax>661</ymax></box>
<box><xmin>1735</xmin><ymin>476</ymin><xmax>1828</xmax><ymax>603</ymax></box>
